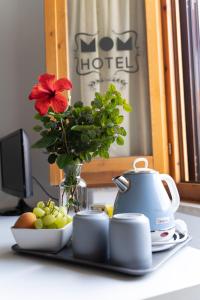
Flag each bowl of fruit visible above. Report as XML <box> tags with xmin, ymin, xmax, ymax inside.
<box><xmin>11</xmin><ymin>200</ymin><xmax>73</xmax><ymax>252</ymax></box>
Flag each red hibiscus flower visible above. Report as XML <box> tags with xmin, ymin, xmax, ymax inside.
<box><xmin>29</xmin><ymin>73</ymin><xmax>72</xmax><ymax>115</ymax></box>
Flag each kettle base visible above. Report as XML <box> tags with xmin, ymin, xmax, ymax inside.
<box><xmin>151</xmin><ymin>227</ymin><xmax>175</xmax><ymax>243</ymax></box>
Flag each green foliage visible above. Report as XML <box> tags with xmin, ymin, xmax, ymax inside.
<box><xmin>116</xmin><ymin>136</ymin><xmax>124</xmax><ymax>145</ymax></box>
<box><xmin>123</xmin><ymin>102</ymin><xmax>132</xmax><ymax>112</ymax></box>
<box><xmin>32</xmin><ymin>84</ymin><xmax>132</xmax><ymax>169</ymax></box>
<box><xmin>33</xmin><ymin>125</ymin><xmax>43</xmax><ymax>132</ymax></box>
<box><xmin>32</xmin><ymin>135</ymin><xmax>58</xmax><ymax>148</ymax></box>
<box><xmin>56</xmin><ymin>154</ymin><xmax>73</xmax><ymax>169</ymax></box>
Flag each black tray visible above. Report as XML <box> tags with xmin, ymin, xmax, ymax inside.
<box><xmin>12</xmin><ymin>235</ymin><xmax>191</xmax><ymax>276</ymax></box>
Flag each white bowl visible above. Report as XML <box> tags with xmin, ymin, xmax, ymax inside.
<box><xmin>11</xmin><ymin>222</ymin><xmax>73</xmax><ymax>252</ymax></box>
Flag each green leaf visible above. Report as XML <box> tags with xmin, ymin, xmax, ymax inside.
<box><xmin>116</xmin><ymin>95</ymin><xmax>123</xmax><ymax>105</ymax></box>
<box><xmin>123</xmin><ymin>103</ymin><xmax>132</xmax><ymax>112</ymax></box>
<box><xmin>106</xmin><ymin>121</ymin><xmax>113</xmax><ymax>128</ymax></box>
<box><xmin>99</xmin><ymin>149</ymin><xmax>110</xmax><ymax>159</ymax></box>
<box><xmin>40</xmin><ymin>130</ymin><xmax>49</xmax><ymax>137</ymax></box>
<box><xmin>34</xmin><ymin>113</ymin><xmax>42</xmax><ymax>120</ymax></box>
<box><xmin>107</xmin><ymin>128</ymin><xmax>115</xmax><ymax>135</ymax></box>
<box><xmin>44</xmin><ymin>122</ymin><xmax>53</xmax><ymax>129</ymax></box>
<box><xmin>92</xmin><ymin>151</ymin><xmax>99</xmax><ymax>158</ymax></box>
<box><xmin>116</xmin><ymin>136</ymin><xmax>124</xmax><ymax>145</ymax></box>
<box><xmin>56</xmin><ymin>154</ymin><xmax>73</xmax><ymax>169</ymax></box>
<box><xmin>102</xmin><ymin>151</ymin><xmax>109</xmax><ymax>159</ymax></box>
<box><xmin>41</xmin><ymin>116</ymin><xmax>51</xmax><ymax>123</ymax></box>
<box><xmin>118</xmin><ymin>127</ymin><xmax>127</xmax><ymax>136</ymax></box>
<box><xmin>33</xmin><ymin>125</ymin><xmax>43</xmax><ymax>132</ymax></box>
<box><xmin>85</xmin><ymin>153</ymin><xmax>92</xmax><ymax>162</ymax></box>
<box><xmin>93</xmin><ymin>98</ymin><xmax>103</xmax><ymax>109</ymax></box>
<box><xmin>115</xmin><ymin>115</ymin><xmax>124</xmax><ymax>124</ymax></box>
<box><xmin>111</xmin><ymin>108</ymin><xmax>119</xmax><ymax>118</ymax></box>
<box><xmin>32</xmin><ymin>83</ymin><xmax>129</xmax><ymax>165</ymax></box>
<box><xmin>110</xmin><ymin>98</ymin><xmax>117</xmax><ymax>107</ymax></box>
<box><xmin>74</xmin><ymin>101</ymin><xmax>83</xmax><ymax>108</ymax></box>
<box><xmin>32</xmin><ymin>135</ymin><xmax>57</xmax><ymax>149</ymax></box>
<box><xmin>48</xmin><ymin>153</ymin><xmax>57</xmax><ymax>164</ymax></box>
<box><xmin>100</xmin><ymin>114</ymin><xmax>107</xmax><ymax>127</ymax></box>
<box><xmin>81</xmin><ymin>134</ymin><xmax>90</xmax><ymax>143</ymax></box>
<box><xmin>62</xmin><ymin>107</ymin><xmax>72</xmax><ymax>117</ymax></box>
<box><xmin>108</xmin><ymin>84</ymin><xmax>116</xmax><ymax>92</ymax></box>
<box><xmin>71</xmin><ymin>125</ymin><xmax>99</xmax><ymax>131</ymax></box>
<box><xmin>88</xmin><ymin>130</ymin><xmax>96</xmax><ymax>138</ymax></box>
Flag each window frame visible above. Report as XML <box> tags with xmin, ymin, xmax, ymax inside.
<box><xmin>161</xmin><ymin>0</ymin><xmax>200</xmax><ymax>203</ymax></box>
<box><xmin>44</xmin><ymin>0</ymin><xmax>170</xmax><ymax>187</ymax></box>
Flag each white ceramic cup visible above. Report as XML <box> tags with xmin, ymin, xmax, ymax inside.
<box><xmin>72</xmin><ymin>210</ymin><xmax>109</xmax><ymax>262</ymax></box>
<box><xmin>109</xmin><ymin>213</ymin><xmax>152</xmax><ymax>269</ymax></box>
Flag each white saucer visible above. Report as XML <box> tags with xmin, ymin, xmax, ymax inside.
<box><xmin>152</xmin><ymin>232</ymin><xmax>180</xmax><ymax>253</ymax></box>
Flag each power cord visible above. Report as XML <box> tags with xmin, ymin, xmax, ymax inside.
<box><xmin>0</xmin><ymin>176</ymin><xmax>59</xmax><ymax>216</ymax></box>
<box><xmin>32</xmin><ymin>176</ymin><xmax>59</xmax><ymax>202</ymax></box>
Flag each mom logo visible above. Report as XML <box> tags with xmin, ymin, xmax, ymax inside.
<box><xmin>74</xmin><ymin>30</ymin><xmax>139</xmax><ymax>76</ymax></box>
<box><xmin>81</xmin><ymin>36</ymin><xmax>132</xmax><ymax>52</ymax></box>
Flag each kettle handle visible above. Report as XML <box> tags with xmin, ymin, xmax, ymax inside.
<box><xmin>160</xmin><ymin>174</ymin><xmax>180</xmax><ymax>213</ymax></box>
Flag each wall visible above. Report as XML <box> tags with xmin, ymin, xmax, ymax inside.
<box><xmin>0</xmin><ymin>0</ymin><xmax>119</xmax><ymax>212</ymax></box>
<box><xmin>0</xmin><ymin>0</ymin><xmax>58</xmax><ymax>210</ymax></box>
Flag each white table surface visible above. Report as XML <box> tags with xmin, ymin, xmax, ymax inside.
<box><xmin>1</xmin><ymin>213</ymin><xmax>200</xmax><ymax>300</ymax></box>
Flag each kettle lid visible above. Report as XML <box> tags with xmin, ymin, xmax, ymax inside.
<box><xmin>124</xmin><ymin>158</ymin><xmax>157</xmax><ymax>175</ymax></box>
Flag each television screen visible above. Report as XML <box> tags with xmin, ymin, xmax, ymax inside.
<box><xmin>0</xmin><ymin>129</ymin><xmax>33</xmax><ymax>198</ymax></box>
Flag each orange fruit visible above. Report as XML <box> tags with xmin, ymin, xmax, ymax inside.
<box><xmin>14</xmin><ymin>212</ymin><xmax>37</xmax><ymax>229</ymax></box>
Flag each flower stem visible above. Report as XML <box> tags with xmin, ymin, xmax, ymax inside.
<box><xmin>61</xmin><ymin>118</ymin><xmax>68</xmax><ymax>153</ymax></box>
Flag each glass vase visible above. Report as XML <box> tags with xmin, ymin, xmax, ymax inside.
<box><xmin>59</xmin><ymin>163</ymin><xmax>88</xmax><ymax>212</ymax></box>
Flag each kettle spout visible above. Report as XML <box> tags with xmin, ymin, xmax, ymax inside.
<box><xmin>112</xmin><ymin>176</ymin><xmax>130</xmax><ymax>192</ymax></box>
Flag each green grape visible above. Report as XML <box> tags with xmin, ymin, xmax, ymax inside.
<box><xmin>49</xmin><ymin>200</ymin><xmax>55</xmax><ymax>206</ymax></box>
<box><xmin>54</xmin><ymin>213</ymin><xmax>63</xmax><ymax>223</ymax></box>
<box><xmin>33</xmin><ymin>205</ymin><xmax>72</xmax><ymax>229</ymax></box>
<box><xmin>66</xmin><ymin>215</ymin><xmax>73</xmax><ymax>224</ymax></box>
<box><xmin>52</xmin><ymin>209</ymin><xmax>59</xmax><ymax>217</ymax></box>
<box><xmin>59</xmin><ymin>206</ymin><xmax>67</xmax><ymax>216</ymax></box>
<box><xmin>44</xmin><ymin>207</ymin><xmax>51</xmax><ymax>215</ymax></box>
<box><xmin>43</xmin><ymin>214</ymin><xmax>56</xmax><ymax>226</ymax></box>
<box><xmin>37</xmin><ymin>201</ymin><xmax>45</xmax><ymax>209</ymax></box>
<box><xmin>55</xmin><ymin>212</ymin><xmax>63</xmax><ymax>220</ymax></box>
<box><xmin>52</xmin><ymin>205</ymin><xmax>59</xmax><ymax>216</ymax></box>
<box><xmin>33</xmin><ymin>207</ymin><xmax>45</xmax><ymax>218</ymax></box>
<box><xmin>47</xmin><ymin>200</ymin><xmax>55</xmax><ymax>209</ymax></box>
<box><xmin>47</xmin><ymin>223</ymin><xmax>57</xmax><ymax>229</ymax></box>
<box><xmin>55</xmin><ymin>213</ymin><xmax>67</xmax><ymax>228</ymax></box>
<box><xmin>63</xmin><ymin>216</ymin><xmax>68</xmax><ymax>224</ymax></box>
<box><xmin>34</xmin><ymin>218</ymin><xmax>43</xmax><ymax>229</ymax></box>
<box><xmin>55</xmin><ymin>217</ymin><xmax>66</xmax><ymax>229</ymax></box>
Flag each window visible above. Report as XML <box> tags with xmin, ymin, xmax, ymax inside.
<box><xmin>161</xmin><ymin>0</ymin><xmax>200</xmax><ymax>201</ymax></box>
<box><xmin>44</xmin><ymin>0</ymin><xmax>171</xmax><ymax>187</ymax></box>
<box><xmin>179</xmin><ymin>0</ymin><xmax>200</xmax><ymax>182</ymax></box>
<box><xmin>45</xmin><ymin>0</ymin><xmax>170</xmax><ymax>187</ymax></box>
<box><xmin>44</xmin><ymin>0</ymin><xmax>200</xmax><ymax>202</ymax></box>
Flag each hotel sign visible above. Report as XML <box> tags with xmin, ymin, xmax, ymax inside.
<box><xmin>73</xmin><ymin>30</ymin><xmax>139</xmax><ymax>89</ymax></box>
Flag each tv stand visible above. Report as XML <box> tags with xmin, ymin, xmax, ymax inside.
<box><xmin>0</xmin><ymin>198</ymin><xmax>31</xmax><ymax>216</ymax></box>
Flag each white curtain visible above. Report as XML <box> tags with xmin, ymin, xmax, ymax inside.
<box><xmin>67</xmin><ymin>0</ymin><xmax>152</xmax><ymax>156</ymax></box>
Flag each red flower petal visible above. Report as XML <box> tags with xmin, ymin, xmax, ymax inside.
<box><xmin>51</xmin><ymin>93</ymin><xmax>68</xmax><ymax>113</ymax></box>
<box><xmin>38</xmin><ymin>73</ymin><xmax>55</xmax><ymax>92</ymax></box>
<box><xmin>35</xmin><ymin>99</ymin><xmax>51</xmax><ymax>115</ymax></box>
<box><xmin>29</xmin><ymin>84</ymin><xmax>50</xmax><ymax>100</ymax></box>
<box><xmin>54</xmin><ymin>78</ymin><xmax>72</xmax><ymax>92</ymax></box>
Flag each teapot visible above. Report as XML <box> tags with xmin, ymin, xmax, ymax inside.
<box><xmin>112</xmin><ymin>158</ymin><xmax>180</xmax><ymax>233</ymax></box>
